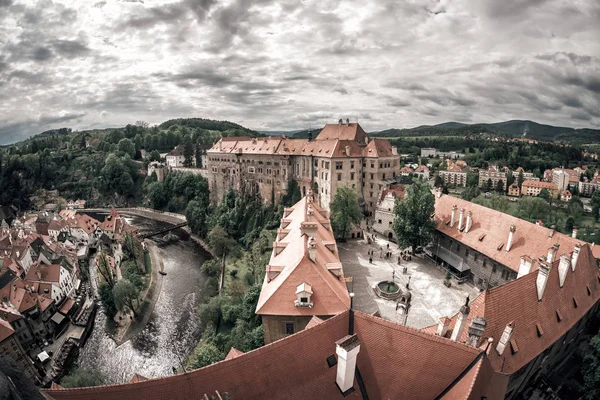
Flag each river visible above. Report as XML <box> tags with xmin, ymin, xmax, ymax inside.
<box><xmin>77</xmin><ymin>214</ymin><xmax>209</xmax><ymax>384</ymax></box>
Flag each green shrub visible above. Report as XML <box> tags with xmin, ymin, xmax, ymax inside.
<box><xmin>229</xmin><ymin>268</ymin><xmax>238</xmax><ymax>278</ymax></box>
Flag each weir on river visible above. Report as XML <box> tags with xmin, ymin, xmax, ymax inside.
<box><xmin>77</xmin><ymin>214</ymin><xmax>209</xmax><ymax>384</ymax></box>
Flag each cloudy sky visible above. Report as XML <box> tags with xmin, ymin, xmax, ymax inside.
<box><xmin>1</xmin><ymin>0</ymin><xmax>599</xmax><ymax>144</ymax></box>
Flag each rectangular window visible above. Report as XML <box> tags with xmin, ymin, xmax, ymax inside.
<box><xmin>336</xmin><ymin>162</ymin><xmax>343</xmax><ymax>170</ymax></box>
<box><xmin>383</xmin><ymin>173</ymin><xmax>386</xmax><ymax>179</ymax></box>
<box><xmin>337</xmin><ymin>173</ymin><xmax>342</xmax><ymax>181</ymax></box>
<box><xmin>351</xmin><ymin>172</ymin><xmax>355</xmax><ymax>180</ymax></box>
<box><xmin>350</xmin><ymin>161</ymin><xmax>355</xmax><ymax>169</ymax></box>
<box><xmin>325</xmin><ymin>162</ymin><xmax>330</xmax><ymax>169</ymax></box>
<box><xmin>285</xmin><ymin>323</ymin><xmax>295</xmax><ymax>335</ymax></box>
<box><xmin>371</xmin><ymin>162</ymin><xmax>375</xmax><ymax>168</ymax></box>
<box><xmin>371</xmin><ymin>174</ymin><xmax>374</xmax><ymax>180</ymax></box>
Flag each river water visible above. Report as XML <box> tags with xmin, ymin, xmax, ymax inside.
<box><xmin>77</xmin><ymin>214</ymin><xmax>209</xmax><ymax>384</ymax></box>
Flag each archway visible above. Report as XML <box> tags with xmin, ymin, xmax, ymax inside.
<box><xmin>388</xmin><ymin>232</ymin><xmax>394</xmax><ymax>240</ymax></box>
<box><xmin>302</xmin><ymin>186</ymin><xmax>307</xmax><ymax>196</ymax></box>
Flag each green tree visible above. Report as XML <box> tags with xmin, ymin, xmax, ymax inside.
<box><xmin>61</xmin><ymin>367</ymin><xmax>104</xmax><ymax>388</ymax></box>
<box><xmin>186</xmin><ymin>199</ymin><xmax>209</xmax><ymax>236</ymax></box>
<box><xmin>538</xmin><ymin>188</ymin><xmax>551</xmax><ymax>203</ymax></box>
<box><xmin>117</xmin><ymin>138</ymin><xmax>136</xmax><ymax>158</ymax></box>
<box><xmin>466</xmin><ymin>172</ymin><xmax>479</xmax><ymax>187</ymax></box>
<box><xmin>486</xmin><ymin>178</ymin><xmax>493</xmax><ymax>192</ymax></box>
<box><xmin>96</xmin><ymin>252</ymin><xmax>115</xmax><ymax>288</ymax></box>
<box><xmin>183</xmin><ymin>141</ymin><xmax>194</xmax><ymax>167</ymax></box>
<box><xmin>495</xmin><ymin>179</ymin><xmax>504</xmax><ymax>193</ymax></box>
<box><xmin>330</xmin><ymin>186</ymin><xmax>362</xmax><ymax>241</ymax></box>
<box><xmin>517</xmin><ymin>171</ymin><xmax>524</xmax><ymax>189</ymax></box>
<box><xmin>187</xmin><ymin>342</ymin><xmax>223</xmax><ymax>370</ymax></box>
<box><xmin>149</xmin><ymin>150</ymin><xmax>161</xmax><ymax>162</ymax></box>
<box><xmin>582</xmin><ymin>329</ymin><xmax>600</xmax><ymax>400</ymax></box>
<box><xmin>591</xmin><ymin>191</ymin><xmax>600</xmax><ymax>221</ymax></box>
<box><xmin>99</xmin><ymin>283</ymin><xmax>116</xmax><ymax>319</ymax></box>
<box><xmin>506</xmin><ymin>171</ymin><xmax>515</xmax><ymax>187</ymax></box>
<box><xmin>393</xmin><ymin>181</ymin><xmax>436</xmax><ymax>253</ymax></box>
<box><xmin>564</xmin><ymin>216</ymin><xmax>575</xmax><ymax>233</ymax></box>
<box><xmin>568</xmin><ymin>197</ymin><xmax>584</xmax><ymax>221</ymax></box>
<box><xmin>112</xmin><ymin>279</ymin><xmax>140</xmax><ymax>317</ymax></box>
<box><xmin>208</xmin><ymin>226</ymin><xmax>237</xmax><ymax>257</ymax></box>
<box><xmin>434</xmin><ymin>175</ymin><xmax>443</xmax><ymax>187</ymax></box>
<box><xmin>461</xmin><ymin>185</ymin><xmax>480</xmax><ymax>201</ymax></box>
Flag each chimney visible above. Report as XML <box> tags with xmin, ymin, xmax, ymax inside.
<box><xmin>436</xmin><ymin>317</ymin><xmax>451</xmax><ymax>337</ymax></box>
<box><xmin>346</xmin><ymin>118</ymin><xmax>350</xmax><ymax>125</ymax></box>
<box><xmin>495</xmin><ymin>322</ymin><xmax>514</xmax><ymax>356</ymax></box>
<box><xmin>308</xmin><ymin>237</ymin><xmax>317</xmax><ymax>263</ymax></box>
<box><xmin>547</xmin><ymin>243</ymin><xmax>559</xmax><ymax>263</ymax></box>
<box><xmin>536</xmin><ymin>261</ymin><xmax>551</xmax><ymax>301</ymax></box>
<box><xmin>451</xmin><ymin>296</ymin><xmax>470</xmax><ymax>341</ymax></box>
<box><xmin>338</xmin><ymin>118</ymin><xmax>343</xmax><ymax>125</ymax></box>
<box><xmin>548</xmin><ymin>225</ymin><xmax>556</xmax><ymax>238</ymax></box>
<box><xmin>392</xmin><ymin>146</ymin><xmax>398</xmax><ymax>155</ymax></box>
<box><xmin>465</xmin><ymin>211</ymin><xmax>473</xmax><ymax>233</ymax></box>
<box><xmin>458</xmin><ymin>208</ymin><xmax>465</xmax><ymax>231</ymax></box>
<box><xmin>506</xmin><ymin>225</ymin><xmax>516</xmax><ymax>252</ymax></box>
<box><xmin>436</xmin><ymin>187</ymin><xmax>442</xmax><ymax>198</ymax></box>
<box><xmin>571</xmin><ymin>244</ymin><xmax>581</xmax><ymax>271</ymax></box>
<box><xmin>345</xmin><ymin>145</ymin><xmax>351</xmax><ymax>156</ymax></box>
<box><xmin>558</xmin><ymin>254</ymin><xmax>570</xmax><ymax>288</ymax></box>
<box><xmin>450</xmin><ymin>205</ymin><xmax>457</xmax><ymax>228</ymax></box>
<box><xmin>335</xmin><ymin>334</ymin><xmax>360</xmax><ymax>394</ymax></box>
<box><xmin>517</xmin><ymin>256</ymin><xmax>533</xmax><ymax>279</ymax></box>
<box><xmin>466</xmin><ymin>316</ymin><xmax>487</xmax><ymax>347</ymax></box>
<box><xmin>572</xmin><ymin>227</ymin><xmax>578</xmax><ymax>239</ymax></box>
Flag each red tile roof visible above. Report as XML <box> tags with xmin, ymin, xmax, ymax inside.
<box><xmin>434</xmin><ymin>194</ymin><xmax>583</xmax><ymax>273</ymax></box>
<box><xmin>256</xmin><ymin>195</ymin><xmax>350</xmax><ymax>316</ymax></box>
<box><xmin>433</xmin><ymin>244</ymin><xmax>600</xmax><ymax>375</ymax></box>
<box><xmin>45</xmin><ymin>310</ymin><xmax>507</xmax><ymax>400</ymax></box>
<box><xmin>315</xmin><ymin>123</ymin><xmax>369</xmax><ymax>142</ymax></box>
<box><xmin>522</xmin><ymin>180</ymin><xmax>558</xmax><ymax>190</ymax></box>
<box><xmin>363</xmin><ymin>139</ymin><xmax>395</xmax><ymax>158</ymax></box>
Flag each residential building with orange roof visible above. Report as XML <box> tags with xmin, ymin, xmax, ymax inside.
<box><xmin>560</xmin><ymin>189</ymin><xmax>572</xmax><ymax>202</ymax></box>
<box><xmin>439</xmin><ymin>164</ymin><xmax>467</xmax><ymax>187</ymax></box>
<box><xmin>430</xmin><ymin>191</ymin><xmax>584</xmax><ymax>289</ymax></box>
<box><xmin>507</xmin><ymin>183</ymin><xmax>520</xmax><ymax>197</ymax></box>
<box><xmin>578</xmin><ymin>174</ymin><xmax>599</xmax><ymax>197</ymax></box>
<box><xmin>479</xmin><ymin>166</ymin><xmax>507</xmax><ymax>191</ymax></box>
<box><xmin>207</xmin><ymin>120</ymin><xmax>400</xmax><ymax>215</ymax></box>
<box><xmin>414</xmin><ymin>164</ymin><xmax>430</xmax><ymax>180</ymax></box>
<box><xmin>521</xmin><ymin>180</ymin><xmax>558</xmax><ymax>197</ymax></box>
<box><xmin>256</xmin><ymin>193</ymin><xmax>350</xmax><ymax>343</ymax></box>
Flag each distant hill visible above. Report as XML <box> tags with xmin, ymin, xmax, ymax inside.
<box><xmin>371</xmin><ymin>120</ymin><xmax>600</xmax><ymax>142</ymax></box>
<box><xmin>259</xmin><ymin>130</ymin><xmax>304</xmax><ymax>137</ymax></box>
<box><xmin>159</xmin><ymin>118</ymin><xmax>259</xmax><ymax>135</ymax></box>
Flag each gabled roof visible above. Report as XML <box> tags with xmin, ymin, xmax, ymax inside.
<box><xmin>363</xmin><ymin>139</ymin><xmax>395</xmax><ymax>158</ymax></box>
<box><xmin>224</xmin><ymin>347</ymin><xmax>244</xmax><ymax>360</ymax></box>
<box><xmin>522</xmin><ymin>180</ymin><xmax>557</xmax><ymax>189</ymax></box>
<box><xmin>166</xmin><ymin>145</ymin><xmax>185</xmax><ymax>157</ymax></box>
<box><xmin>315</xmin><ymin>122</ymin><xmax>369</xmax><ymax>142</ymax></box>
<box><xmin>434</xmin><ymin>194</ymin><xmax>583</xmax><ymax>273</ymax></box>
<box><xmin>0</xmin><ymin>318</ymin><xmax>15</xmax><ymax>342</ymax></box>
<box><xmin>256</xmin><ymin>195</ymin><xmax>350</xmax><ymax>316</ymax></box>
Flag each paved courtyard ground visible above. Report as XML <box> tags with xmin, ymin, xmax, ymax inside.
<box><xmin>338</xmin><ymin>236</ymin><xmax>481</xmax><ymax>329</ymax></box>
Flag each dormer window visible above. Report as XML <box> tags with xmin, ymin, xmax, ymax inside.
<box><xmin>294</xmin><ymin>282</ymin><xmax>314</xmax><ymax>308</ymax></box>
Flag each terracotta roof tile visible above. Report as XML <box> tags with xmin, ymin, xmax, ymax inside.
<box><xmin>315</xmin><ymin>123</ymin><xmax>369</xmax><ymax>142</ymax></box>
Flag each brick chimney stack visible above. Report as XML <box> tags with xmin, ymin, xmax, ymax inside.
<box><xmin>451</xmin><ymin>296</ymin><xmax>470</xmax><ymax>341</ymax></box>
<box><xmin>517</xmin><ymin>256</ymin><xmax>534</xmax><ymax>279</ymax></box>
<box><xmin>458</xmin><ymin>208</ymin><xmax>465</xmax><ymax>231</ymax></box>
<box><xmin>436</xmin><ymin>317</ymin><xmax>451</xmax><ymax>337</ymax></box>
<box><xmin>571</xmin><ymin>244</ymin><xmax>581</xmax><ymax>271</ymax></box>
<box><xmin>536</xmin><ymin>261</ymin><xmax>551</xmax><ymax>300</ymax></box>
<box><xmin>572</xmin><ymin>227</ymin><xmax>578</xmax><ymax>239</ymax></box>
<box><xmin>335</xmin><ymin>334</ymin><xmax>360</xmax><ymax>394</ymax></box>
<box><xmin>465</xmin><ymin>211</ymin><xmax>473</xmax><ymax>233</ymax></box>
<box><xmin>547</xmin><ymin>243</ymin><xmax>559</xmax><ymax>263</ymax></box>
<box><xmin>558</xmin><ymin>254</ymin><xmax>570</xmax><ymax>288</ymax></box>
<box><xmin>466</xmin><ymin>316</ymin><xmax>487</xmax><ymax>347</ymax></box>
<box><xmin>450</xmin><ymin>205</ymin><xmax>457</xmax><ymax>228</ymax></box>
<box><xmin>506</xmin><ymin>225</ymin><xmax>516</xmax><ymax>252</ymax></box>
<box><xmin>495</xmin><ymin>322</ymin><xmax>514</xmax><ymax>355</ymax></box>
<box><xmin>308</xmin><ymin>237</ymin><xmax>317</xmax><ymax>263</ymax></box>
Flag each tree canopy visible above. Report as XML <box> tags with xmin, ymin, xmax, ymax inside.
<box><xmin>329</xmin><ymin>186</ymin><xmax>362</xmax><ymax>240</ymax></box>
<box><xmin>393</xmin><ymin>181</ymin><xmax>436</xmax><ymax>252</ymax></box>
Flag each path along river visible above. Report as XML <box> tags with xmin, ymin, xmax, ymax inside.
<box><xmin>77</xmin><ymin>213</ymin><xmax>209</xmax><ymax>384</ymax></box>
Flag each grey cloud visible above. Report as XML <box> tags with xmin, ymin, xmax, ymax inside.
<box><xmin>52</xmin><ymin>40</ymin><xmax>92</xmax><ymax>59</ymax></box>
<box><xmin>0</xmin><ymin>113</ymin><xmax>86</xmax><ymax>145</ymax></box>
<box><xmin>571</xmin><ymin>111</ymin><xmax>592</xmax><ymax>121</ymax></box>
<box><xmin>32</xmin><ymin>47</ymin><xmax>53</xmax><ymax>61</ymax></box>
<box><xmin>388</xmin><ymin>82</ymin><xmax>427</xmax><ymax>91</ymax></box>
<box><xmin>118</xmin><ymin>0</ymin><xmax>215</xmax><ymax>30</ymax></box>
<box><xmin>0</xmin><ymin>0</ymin><xmax>12</xmax><ymax>7</ymax></box>
<box><xmin>333</xmin><ymin>87</ymin><xmax>349</xmax><ymax>95</ymax></box>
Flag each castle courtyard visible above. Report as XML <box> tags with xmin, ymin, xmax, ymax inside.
<box><xmin>337</xmin><ymin>236</ymin><xmax>481</xmax><ymax>329</ymax></box>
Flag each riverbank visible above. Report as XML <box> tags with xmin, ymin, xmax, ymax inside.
<box><xmin>113</xmin><ymin>241</ymin><xmax>164</xmax><ymax>345</ymax></box>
